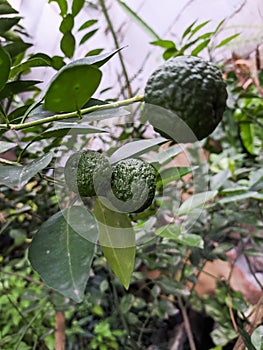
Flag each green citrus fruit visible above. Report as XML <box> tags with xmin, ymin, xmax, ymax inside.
<box><xmin>108</xmin><ymin>158</ymin><xmax>157</xmax><ymax>213</ymax></box>
<box><xmin>64</xmin><ymin>150</ymin><xmax>112</xmax><ymax>197</ymax></box>
<box><xmin>144</xmin><ymin>55</ymin><xmax>228</xmax><ymax>141</ymax></box>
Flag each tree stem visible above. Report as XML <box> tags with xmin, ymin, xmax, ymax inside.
<box><xmin>0</xmin><ymin>95</ymin><xmax>144</xmax><ymax>131</ymax></box>
<box><xmin>99</xmin><ymin>0</ymin><xmax>132</xmax><ymax>98</ymax></box>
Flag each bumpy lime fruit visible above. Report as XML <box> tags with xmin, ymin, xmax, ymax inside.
<box><xmin>144</xmin><ymin>55</ymin><xmax>228</xmax><ymax>141</ymax></box>
<box><xmin>64</xmin><ymin>150</ymin><xmax>112</xmax><ymax>197</ymax></box>
<box><xmin>108</xmin><ymin>158</ymin><xmax>157</xmax><ymax>213</ymax></box>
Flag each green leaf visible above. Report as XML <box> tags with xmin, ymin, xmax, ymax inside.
<box><xmin>78</xmin><ymin>19</ymin><xmax>98</xmax><ymax>31</ymax></box>
<box><xmin>150</xmin><ymin>144</ymin><xmax>185</xmax><ymax>165</ymax></box>
<box><xmin>0</xmin><ymin>152</ymin><xmax>52</xmax><ymax>190</ymax></box>
<box><xmin>156</xmin><ymin>224</ymin><xmax>204</xmax><ymax>248</ymax></box>
<box><xmin>85</xmin><ymin>48</ymin><xmax>104</xmax><ymax>57</ymax></box>
<box><xmin>94</xmin><ymin>199</ymin><xmax>135</xmax><ymax>289</ymax></box>
<box><xmin>0</xmin><ymin>1</ymin><xmax>18</xmax><ymax>15</ymax></box>
<box><xmin>59</xmin><ymin>14</ymin><xmax>74</xmax><ymax>34</ymax></box>
<box><xmin>40</xmin><ymin>123</ymin><xmax>108</xmax><ymax>139</ymax></box>
<box><xmin>0</xmin><ymin>17</ymin><xmax>20</xmax><ymax>33</ymax></box>
<box><xmin>157</xmin><ymin>166</ymin><xmax>193</xmax><ymax>187</ymax></box>
<box><xmin>191</xmin><ymin>39</ymin><xmax>211</xmax><ymax>56</ymax></box>
<box><xmin>44</xmin><ymin>64</ymin><xmax>102</xmax><ymax>112</ymax></box>
<box><xmin>72</xmin><ymin>0</ymin><xmax>85</xmax><ymax>16</ymax></box>
<box><xmin>4</xmin><ymin>41</ymin><xmax>32</xmax><ymax>60</ymax></box>
<box><xmin>215</xmin><ymin>33</ymin><xmax>239</xmax><ymax>48</ymax></box>
<box><xmin>238</xmin><ymin>327</ymin><xmax>257</xmax><ymax>350</ymax></box>
<box><xmin>239</xmin><ymin>122</ymin><xmax>256</xmax><ymax>155</ymax></box>
<box><xmin>251</xmin><ymin>326</ymin><xmax>263</xmax><ymax>349</ymax></box>
<box><xmin>214</xmin><ymin>19</ymin><xmax>225</xmax><ymax>34</ymax></box>
<box><xmin>0</xmin><ymin>46</ymin><xmax>11</xmax><ymax>91</ymax></box>
<box><xmin>80</xmin><ymin>29</ymin><xmax>98</xmax><ymax>45</ymax></box>
<box><xmin>109</xmin><ymin>138</ymin><xmax>166</xmax><ymax>164</ymax></box>
<box><xmin>0</xmin><ymin>80</ymin><xmax>41</xmax><ymax>100</ymax></box>
<box><xmin>188</xmin><ymin>20</ymin><xmax>210</xmax><ymax>39</ymax></box>
<box><xmin>157</xmin><ymin>278</ymin><xmax>190</xmax><ymax>297</ymax></box>
<box><xmin>150</xmin><ymin>40</ymin><xmax>175</xmax><ymax>49</ymax></box>
<box><xmin>218</xmin><ymin>191</ymin><xmax>260</xmax><ymax>204</ymax></box>
<box><xmin>49</xmin><ymin>0</ymin><xmax>68</xmax><ymax>16</ymax></box>
<box><xmin>60</xmin><ymin>31</ymin><xmax>75</xmax><ymax>58</ymax></box>
<box><xmin>178</xmin><ymin>191</ymin><xmax>218</xmax><ymax>216</ymax></box>
<box><xmin>28</xmin><ymin>206</ymin><xmax>97</xmax><ymax>302</ymax></box>
<box><xmin>65</xmin><ymin>48</ymin><xmax>122</xmax><ymax>68</ymax></box>
<box><xmin>182</xmin><ymin>20</ymin><xmax>197</xmax><ymax>39</ymax></box>
<box><xmin>9</xmin><ymin>56</ymin><xmax>51</xmax><ymax>79</ymax></box>
<box><xmin>0</xmin><ymin>140</ymin><xmax>16</xmax><ymax>153</ymax></box>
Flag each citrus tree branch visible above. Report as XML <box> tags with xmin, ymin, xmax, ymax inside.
<box><xmin>0</xmin><ymin>95</ymin><xmax>144</xmax><ymax>131</ymax></box>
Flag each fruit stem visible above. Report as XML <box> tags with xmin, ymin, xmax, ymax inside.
<box><xmin>0</xmin><ymin>95</ymin><xmax>144</xmax><ymax>131</ymax></box>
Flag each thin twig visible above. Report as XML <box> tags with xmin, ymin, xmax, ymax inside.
<box><xmin>99</xmin><ymin>0</ymin><xmax>132</xmax><ymax>98</ymax></box>
<box><xmin>0</xmin><ymin>95</ymin><xmax>144</xmax><ymax>131</ymax></box>
<box><xmin>178</xmin><ymin>297</ymin><xmax>197</xmax><ymax>350</ymax></box>
<box><xmin>55</xmin><ymin>311</ymin><xmax>66</xmax><ymax>350</ymax></box>
<box><xmin>0</xmin><ymin>270</ymin><xmax>45</xmax><ymax>286</ymax></box>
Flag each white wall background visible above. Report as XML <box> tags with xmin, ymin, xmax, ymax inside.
<box><xmin>8</xmin><ymin>0</ymin><xmax>263</xmax><ymax>99</ymax></box>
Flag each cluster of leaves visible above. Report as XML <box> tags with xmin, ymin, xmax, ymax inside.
<box><xmin>0</xmin><ymin>1</ymin><xmax>262</xmax><ymax>349</ymax></box>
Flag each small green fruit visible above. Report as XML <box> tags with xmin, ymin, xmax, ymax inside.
<box><xmin>64</xmin><ymin>150</ymin><xmax>111</xmax><ymax>197</ymax></box>
<box><xmin>108</xmin><ymin>158</ymin><xmax>157</xmax><ymax>213</ymax></box>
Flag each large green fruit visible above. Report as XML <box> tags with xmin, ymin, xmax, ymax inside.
<box><xmin>144</xmin><ymin>55</ymin><xmax>228</xmax><ymax>141</ymax></box>
<box><xmin>107</xmin><ymin>158</ymin><xmax>157</xmax><ymax>213</ymax></box>
<box><xmin>64</xmin><ymin>150</ymin><xmax>111</xmax><ymax>197</ymax></box>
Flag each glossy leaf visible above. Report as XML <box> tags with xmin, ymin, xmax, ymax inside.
<box><xmin>150</xmin><ymin>40</ymin><xmax>175</xmax><ymax>49</ymax></box>
<box><xmin>28</xmin><ymin>206</ymin><xmax>97</xmax><ymax>302</ymax></box>
<box><xmin>178</xmin><ymin>191</ymin><xmax>218</xmax><ymax>216</ymax></box>
<box><xmin>4</xmin><ymin>41</ymin><xmax>32</xmax><ymax>60</ymax></box>
<box><xmin>215</xmin><ymin>33</ymin><xmax>239</xmax><ymax>48</ymax></box>
<box><xmin>10</xmin><ymin>57</ymin><xmax>51</xmax><ymax>79</ymax></box>
<box><xmin>0</xmin><ymin>1</ymin><xmax>18</xmax><ymax>14</ymax></box>
<box><xmin>182</xmin><ymin>20</ymin><xmax>197</xmax><ymax>39</ymax></box>
<box><xmin>157</xmin><ymin>166</ymin><xmax>193</xmax><ymax>187</ymax></box>
<box><xmin>0</xmin><ymin>80</ymin><xmax>41</xmax><ymax>100</ymax></box>
<box><xmin>78</xmin><ymin>19</ymin><xmax>98</xmax><ymax>31</ymax></box>
<box><xmin>239</xmin><ymin>122</ymin><xmax>255</xmax><ymax>155</ymax></box>
<box><xmin>157</xmin><ymin>278</ymin><xmax>190</xmax><ymax>297</ymax></box>
<box><xmin>94</xmin><ymin>199</ymin><xmax>135</xmax><ymax>289</ymax></box>
<box><xmin>0</xmin><ymin>17</ymin><xmax>20</xmax><ymax>33</ymax></box>
<box><xmin>0</xmin><ymin>140</ymin><xmax>16</xmax><ymax>153</ymax></box>
<box><xmin>80</xmin><ymin>29</ymin><xmax>98</xmax><ymax>45</ymax></box>
<box><xmin>191</xmin><ymin>39</ymin><xmax>211</xmax><ymax>56</ymax></box>
<box><xmin>40</xmin><ymin>123</ymin><xmax>108</xmax><ymax>139</ymax></box>
<box><xmin>44</xmin><ymin>64</ymin><xmax>102</xmax><ymax>112</ymax></box>
<box><xmin>188</xmin><ymin>20</ymin><xmax>210</xmax><ymax>39</ymax></box>
<box><xmin>60</xmin><ymin>31</ymin><xmax>75</xmax><ymax>58</ymax></box>
<box><xmin>63</xmin><ymin>48</ymin><xmax>122</xmax><ymax>68</ymax></box>
<box><xmin>0</xmin><ymin>152</ymin><xmax>52</xmax><ymax>190</ymax></box>
<box><xmin>156</xmin><ymin>224</ymin><xmax>204</xmax><ymax>248</ymax></box>
<box><xmin>72</xmin><ymin>0</ymin><xmax>85</xmax><ymax>16</ymax></box>
<box><xmin>0</xmin><ymin>46</ymin><xmax>10</xmax><ymax>91</ymax></box>
<box><xmin>150</xmin><ymin>144</ymin><xmax>185</xmax><ymax>165</ymax></box>
<box><xmin>109</xmin><ymin>137</ymin><xmax>166</xmax><ymax>164</ymax></box>
<box><xmin>59</xmin><ymin>14</ymin><xmax>74</xmax><ymax>34</ymax></box>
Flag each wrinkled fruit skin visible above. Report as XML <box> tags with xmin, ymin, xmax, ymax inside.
<box><xmin>109</xmin><ymin>158</ymin><xmax>157</xmax><ymax>213</ymax></box>
<box><xmin>144</xmin><ymin>55</ymin><xmax>228</xmax><ymax>141</ymax></box>
<box><xmin>64</xmin><ymin>150</ymin><xmax>112</xmax><ymax>197</ymax></box>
